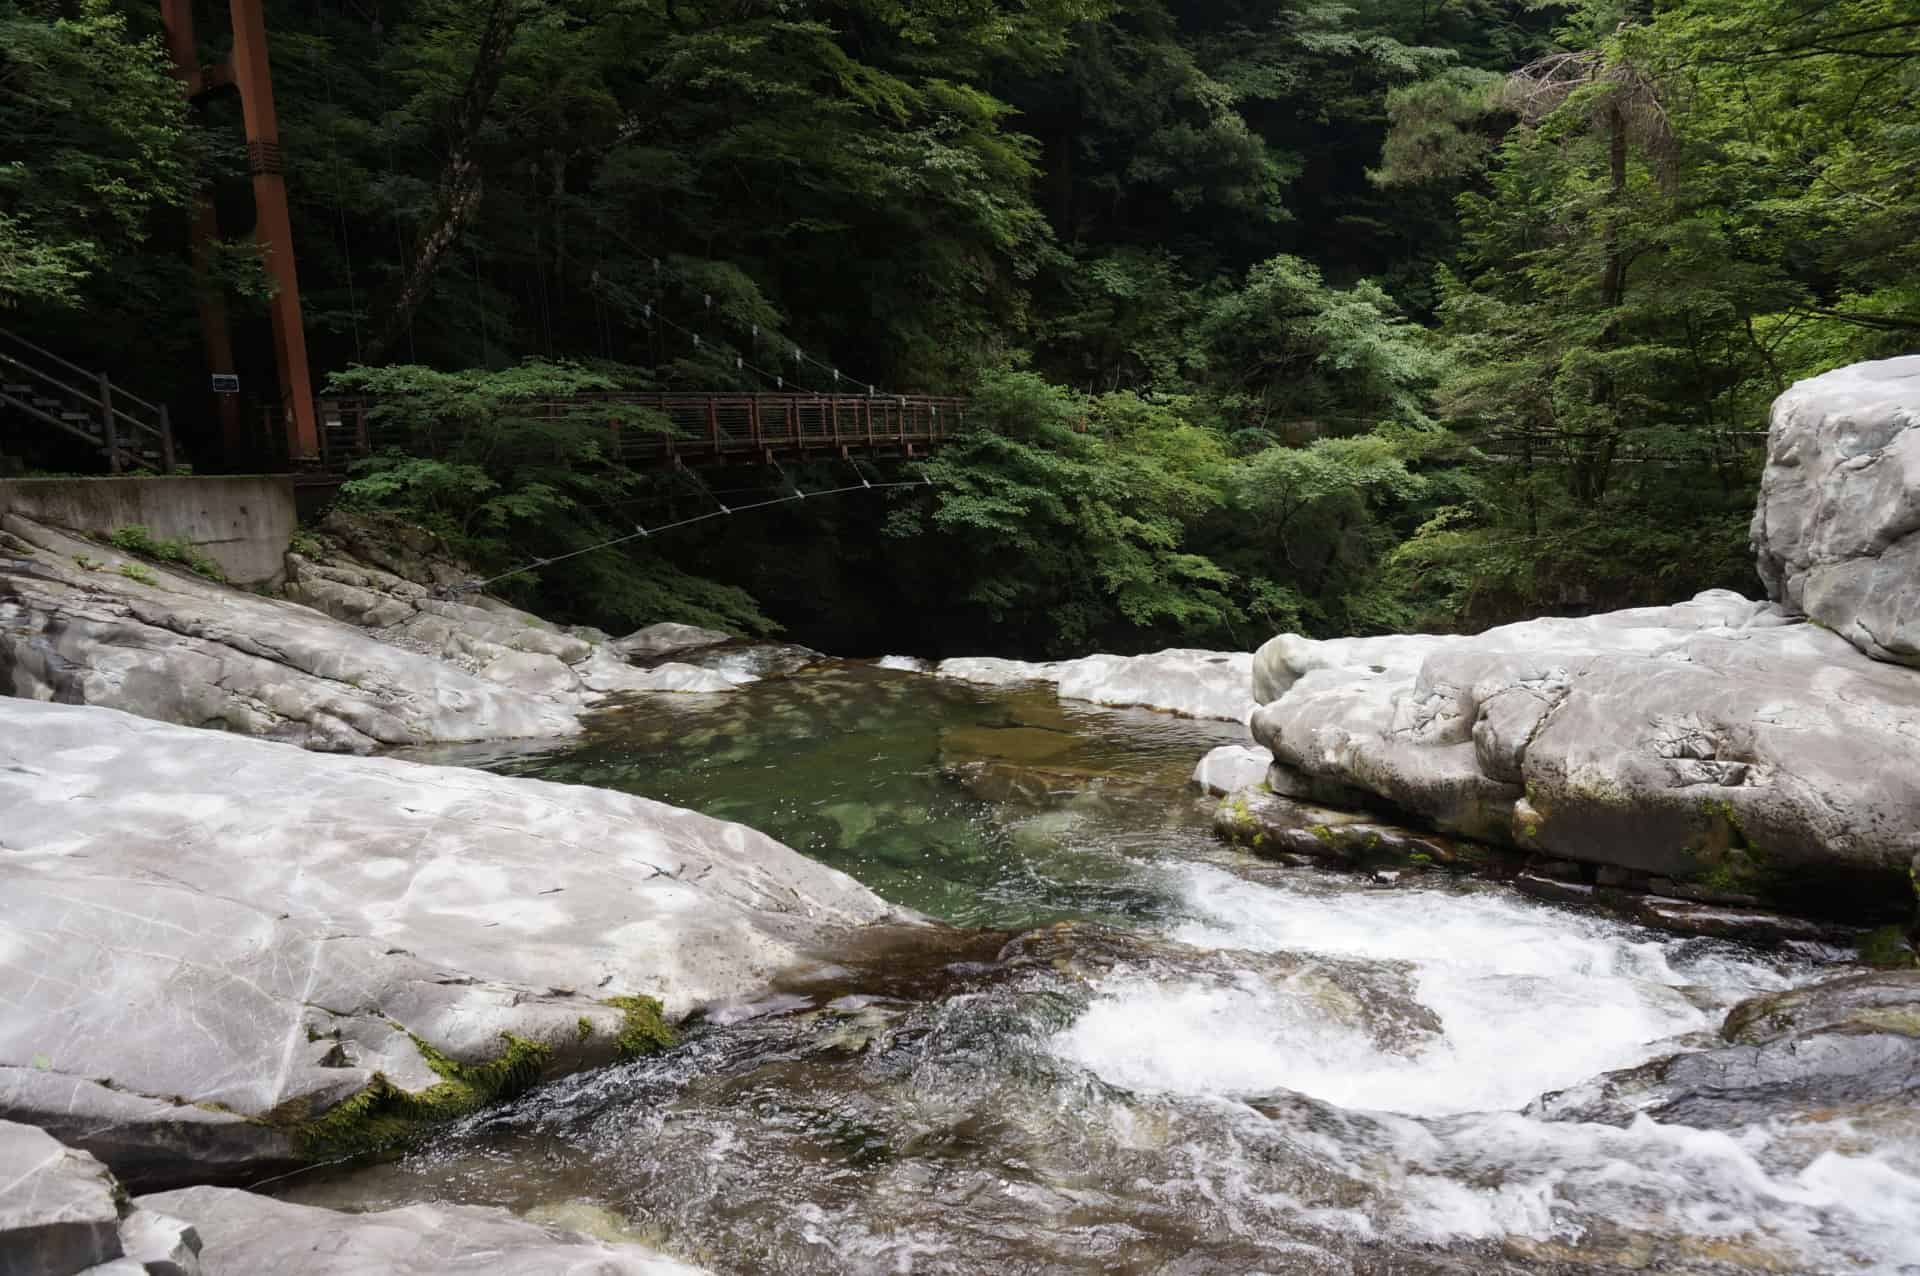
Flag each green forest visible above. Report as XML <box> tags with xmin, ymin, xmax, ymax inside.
<box><xmin>5</xmin><ymin>0</ymin><xmax>1916</xmax><ymax>655</ymax></box>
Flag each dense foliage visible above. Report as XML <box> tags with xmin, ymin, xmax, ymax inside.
<box><xmin>4</xmin><ymin>0</ymin><xmax>1914</xmax><ymax>654</ymax></box>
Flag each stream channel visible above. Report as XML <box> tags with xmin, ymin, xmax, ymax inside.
<box><xmin>288</xmin><ymin>653</ymin><xmax>1920</xmax><ymax>1274</ymax></box>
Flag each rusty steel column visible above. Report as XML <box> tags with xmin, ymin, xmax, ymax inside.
<box><xmin>228</xmin><ymin>0</ymin><xmax>320</xmax><ymax>463</ymax></box>
<box><xmin>159</xmin><ymin>0</ymin><xmax>247</xmax><ymax>462</ymax></box>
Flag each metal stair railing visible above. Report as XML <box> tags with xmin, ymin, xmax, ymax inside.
<box><xmin>0</xmin><ymin>327</ymin><xmax>175</xmax><ymax>474</ymax></box>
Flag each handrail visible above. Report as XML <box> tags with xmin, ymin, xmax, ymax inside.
<box><xmin>0</xmin><ymin>327</ymin><xmax>159</xmax><ymax>414</ymax></box>
<box><xmin>302</xmin><ymin>390</ymin><xmax>970</xmax><ymax>475</ymax></box>
<box><xmin>0</xmin><ymin>326</ymin><xmax>174</xmax><ymax>472</ymax></box>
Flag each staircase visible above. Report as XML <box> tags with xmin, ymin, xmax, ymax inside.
<box><xmin>0</xmin><ymin>327</ymin><xmax>176</xmax><ymax>475</ymax></box>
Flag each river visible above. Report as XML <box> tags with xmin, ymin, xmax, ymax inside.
<box><xmin>284</xmin><ymin>656</ymin><xmax>1920</xmax><ymax>1274</ymax></box>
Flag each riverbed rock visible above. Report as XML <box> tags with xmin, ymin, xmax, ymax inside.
<box><xmin>0</xmin><ymin>516</ymin><xmax>581</xmax><ymax>752</ymax></box>
<box><xmin>1214</xmin><ymin>787</ymin><xmax>1476</xmax><ymax>869</ymax></box>
<box><xmin>936</xmin><ymin>648</ymin><xmax>1255</xmax><ymax>722</ymax></box>
<box><xmin>136</xmin><ymin>1187</ymin><xmax>703</xmax><ymax>1276</ymax></box>
<box><xmin>0</xmin><ymin>1120</ymin><xmax>204</xmax><ymax>1276</ymax></box>
<box><xmin>1751</xmin><ymin>355</ymin><xmax>1920</xmax><ymax>667</ymax></box>
<box><xmin>1247</xmin><ymin>589</ymin><xmax>1920</xmax><ymax>917</ymax></box>
<box><xmin>609</xmin><ymin>621</ymin><xmax>734</xmax><ymax>659</ymax></box>
<box><xmin>1531</xmin><ymin>969</ymin><xmax>1920</xmax><ymax>1128</ymax></box>
<box><xmin>0</xmin><ymin>1120</ymin><xmax>125</xmax><ymax>1275</ymax></box>
<box><xmin>1191</xmin><ymin>744</ymin><xmax>1274</xmax><ymax>796</ymax></box>
<box><xmin>0</xmin><ymin>511</ymin><xmax>750</xmax><ymax>751</ymax></box>
<box><xmin>0</xmin><ymin>698</ymin><xmax>902</xmax><ymax>1188</ymax></box>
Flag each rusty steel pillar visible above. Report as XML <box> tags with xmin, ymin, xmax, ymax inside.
<box><xmin>228</xmin><ymin>0</ymin><xmax>319</xmax><ymax>463</ymax></box>
<box><xmin>160</xmin><ymin>0</ymin><xmax>245</xmax><ymax>461</ymax></box>
<box><xmin>160</xmin><ymin>0</ymin><xmax>320</xmax><ymax>466</ymax></box>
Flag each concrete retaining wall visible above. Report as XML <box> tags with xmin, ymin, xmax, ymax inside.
<box><xmin>0</xmin><ymin>476</ymin><xmax>295</xmax><ymax>587</ymax></box>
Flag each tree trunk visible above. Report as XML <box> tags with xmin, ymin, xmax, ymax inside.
<box><xmin>365</xmin><ymin>0</ymin><xmax>527</xmax><ymax>362</ymax></box>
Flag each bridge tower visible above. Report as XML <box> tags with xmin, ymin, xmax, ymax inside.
<box><xmin>159</xmin><ymin>0</ymin><xmax>320</xmax><ymax>466</ymax></box>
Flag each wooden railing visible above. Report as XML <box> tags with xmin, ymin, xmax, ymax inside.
<box><xmin>304</xmin><ymin>392</ymin><xmax>970</xmax><ymax>473</ymax></box>
<box><xmin>0</xmin><ymin>328</ymin><xmax>175</xmax><ymax>473</ymax></box>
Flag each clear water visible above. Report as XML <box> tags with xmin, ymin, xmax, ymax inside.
<box><xmin>300</xmin><ymin>656</ymin><xmax>1920</xmax><ymax>1274</ymax></box>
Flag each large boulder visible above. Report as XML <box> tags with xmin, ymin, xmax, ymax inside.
<box><xmin>1752</xmin><ymin>355</ymin><xmax>1920</xmax><ymax>667</ymax></box>
<box><xmin>0</xmin><ymin>699</ymin><xmax>902</xmax><ymax>1188</ymax></box>
<box><xmin>0</xmin><ymin>516</ymin><xmax>579</xmax><ymax>752</ymax></box>
<box><xmin>135</xmin><ymin>1188</ymin><xmax>703</xmax><ymax>1276</ymax></box>
<box><xmin>0</xmin><ymin>512</ymin><xmax>748</xmax><ymax>752</ymax></box>
<box><xmin>937</xmin><ymin>648</ymin><xmax>1255</xmax><ymax>722</ymax></box>
<box><xmin>1247</xmin><ymin>590</ymin><xmax>1920</xmax><ymax>917</ymax></box>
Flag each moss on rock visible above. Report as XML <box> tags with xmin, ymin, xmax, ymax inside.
<box><xmin>286</xmin><ymin>1030</ymin><xmax>553</xmax><ymax>1160</ymax></box>
<box><xmin>606</xmin><ymin>995</ymin><xmax>676</xmax><ymax>1060</ymax></box>
<box><xmin>1859</xmin><ymin>924</ymin><xmax>1918</xmax><ymax>970</ymax></box>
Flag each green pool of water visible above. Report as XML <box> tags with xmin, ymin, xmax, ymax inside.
<box><xmin>400</xmin><ymin>660</ymin><xmax>1249</xmax><ymax>929</ymax></box>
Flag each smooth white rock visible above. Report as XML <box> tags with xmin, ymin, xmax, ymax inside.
<box><xmin>477</xmin><ymin>650</ymin><xmax>582</xmax><ymax>697</ymax></box>
<box><xmin>1192</xmin><ymin>744</ymin><xmax>1274</xmax><ymax>797</ymax></box>
<box><xmin>0</xmin><ymin>1121</ymin><xmax>124</xmax><ymax>1275</ymax></box>
<box><xmin>1753</xmin><ymin>355</ymin><xmax>1920</xmax><ymax>666</ymax></box>
<box><xmin>608</xmin><ymin>621</ymin><xmax>733</xmax><ymax>659</ymax></box>
<box><xmin>1248</xmin><ymin>590</ymin><xmax>1920</xmax><ymax>886</ymax></box>
<box><xmin>0</xmin><ymin>700</ymin><xmax>902</xmax><ymax>1185</ymax></box>
<box><xmin>1</xmin><ymin>516</ymin><xmax>579</xmax><ymax>752</ymax></box>
<box><xmin>937</xmin><ymin>648</ymin><xmax>1255</xmax><ymax>722</ymax></box>
<box><xmin>137</xmin><ymin>1188</ymin><xmax>705</xmax><ymax>1276</ymax></box>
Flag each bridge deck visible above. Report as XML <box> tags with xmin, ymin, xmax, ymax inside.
<box><xmin>309</xmin><ymin>392</ymin><xmax>969</xmax><ymax>473</ymax></box>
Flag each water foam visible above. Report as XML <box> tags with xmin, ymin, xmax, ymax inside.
<box><xmin>1053</xmin><ymin>863</ymin><xmax>1798</xmax><ymax>1115</ymax></box>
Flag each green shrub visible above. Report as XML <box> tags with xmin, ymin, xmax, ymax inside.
<box><xmin>107</xmin><ymin>525</ymin><xmax>226</xmax><ymax>583</ymax></box>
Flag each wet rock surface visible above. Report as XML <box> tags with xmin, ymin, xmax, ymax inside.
<box><xmin>135</xmin><ymin>1188</ymin><xmax>704</xmax><ymax>1276</ymax></box>
<box><xmin>0</xmin><ymin>698</ymin><xmax>901</xmax><ymax>1188</ymax></box>
<box><xmin>1752</xmin><ymin>355</ymin><xmax>1920</xmax><ymax>667</ymax></box>
<box><xmin>1532</xmin><ymin>969</ymin><xmax>1920</xmax><ymax>1128</ymax></box>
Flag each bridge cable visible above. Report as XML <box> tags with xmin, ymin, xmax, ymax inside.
<box><xmin>444</xmin><ymin>473</ymin><xmax>937</xmax><ymax>596</ymax></box>
<box><xmin>595</xmin><ymin>233</ymin><xmax>893</xmax><ymax>396</ymax></box>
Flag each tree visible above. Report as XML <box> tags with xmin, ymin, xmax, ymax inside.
<box><xmin>0</xmin><ymin>0</ymin><xmax>191</xmax><ymax>309</ymax></box>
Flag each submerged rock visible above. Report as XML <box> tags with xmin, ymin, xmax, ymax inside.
<box><xmin>937</xmin><ymin>648</ymin><xmax>1255</xmax><ymax>722</ymax></box>
<box><xmin>0</xmin><ymin>699</ymin><xmax>902</xmax><ymax>1187</ymax></box>
<box><xmin>134</xmin><ymin>1188</ymin><xmax>704</xmax><ymax>1276</ymax></box>
<box><xmin>1531</xmin><ymin>969</ymin><xmax>1920</xmax><ymax>1128</ymax></box>
<box><xmin>1752</xmin><ymin>355</ymin><xmax>1920</xmax><ymax>668</ymax></box>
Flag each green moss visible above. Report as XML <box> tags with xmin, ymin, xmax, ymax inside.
<box><xmin>1408</xmin><ymin>852</ymin><xmax>1433</xmax><ymax>866</ymax></box>
<box><xmin>1858</xmin><ymin>924</ymin><xmax>1918</xmax><ymax>969</ymax></box>
<box><xmin>1684</xmin><ymin>798</ymin><xmax>1780</xmax><ymax>896</ymax></box>
<box><xmin>606</xmin><ymin>995</ymin><xmax>675</xmax><ymax>1060</ymax></box>
<box><xmin>117</xmin><ymin>562</ymin><xmax>157</xmax><ymax>586</ymax></box>
<box><xmin>576</xmin><ymin>1016</ymin><xmax>595</xmax><ymax>1043</ymax></box>
<box><xmin>1854</xmin><ymin>1006</ymin><xmax>1920</xmax><ymax>1036</ymax></box>
<box><xmin>288</xmin><ymin>529</ymin><xmax>324</xmax><ymax>558</ymax></box>
<box><xmin>286</xmin><ymin>1030</ymin><xmax>552</xmax><ymax>1160</ymax></box>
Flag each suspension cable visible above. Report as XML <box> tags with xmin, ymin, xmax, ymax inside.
<box><xmin>440</xmin><ymin>470</ymin><xmax>936</xmax><ymax>596</ymax></box>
